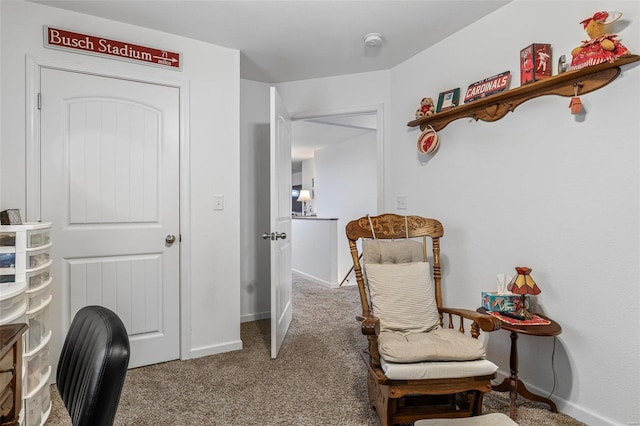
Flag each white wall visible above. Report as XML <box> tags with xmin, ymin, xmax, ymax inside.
<box><xmin>1</xmin><ymin>0</ymin><xmax>242</xmax><ymax>359</ymax></box>
<box><xmin>389</xmin><ymin>1</ymin><xmax>639</xmax><ymax>424</ymax></box>
<box><xmin>292</xmin><ymin>218</ymin><xmax>338</xmax><ymax>286</ymax></box>
<box><xmin>292</xmin><ymin>171</ymin><xmax>302</xmax><ymax>186</ymax></box>
<box><xmin>314</xmin><ymin>132</ymin><xmax>378</xmax><ymax>281</ymax></box>
<box><xmin>301</xmin><ymin>158</ymin><xmax>315</xmax><ymax>203</ymax></box>
<box><xmin>276</xmin><ymin>70</ymin><xmax>390</xmax><ymax>114</ymax></box>
<box><xmin>240</xmin><ymin>78</ymin><xmax>271</xmax><ymax>321</ymax></box>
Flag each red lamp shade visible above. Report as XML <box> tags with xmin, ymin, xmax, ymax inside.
<box><xmin>507</xmin><ymin>266</ymin><xmax>541</xmax><ymax>295</ymax></box>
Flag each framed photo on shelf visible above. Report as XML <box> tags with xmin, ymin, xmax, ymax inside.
<box><xmin>0</xmin><ymin>209</ymin><xmax>22</xmax><ymax>225</ymax></box>
<box><xmin>436</xmin><ymin>88</ymin><xmax>460</xmax><ymax>112</ymax></box>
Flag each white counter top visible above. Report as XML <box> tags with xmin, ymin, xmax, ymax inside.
<box><xmin>292</xmin><ymin>216</ymin><xmax>338</xmax><ymax>220</ymax></box>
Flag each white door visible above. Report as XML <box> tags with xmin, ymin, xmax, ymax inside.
<box><xmin>40</xmin><ymin>68</ymin><xmax>180</xmax><ymax>369</ymax></box>
<box><xmin>269</xmin><ymin>87</ymin><xmax>293</xmax><ymax>358</ymax></box>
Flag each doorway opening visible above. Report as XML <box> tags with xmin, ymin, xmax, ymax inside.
<box><xmin>289</xmin><ymin>106</ymin><xmax>383</xmax><ymax>287</ymax></box>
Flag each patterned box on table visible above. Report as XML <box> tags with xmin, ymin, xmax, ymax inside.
<box><xmin>482</xmin><ymin>292</ymin><xmax>530</xmax><ymax>312</ymax></box>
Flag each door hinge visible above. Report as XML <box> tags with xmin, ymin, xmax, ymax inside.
<box><xmin>37</xmin><ymin>93</ymin><xmax>41</xmax><ymax>110</ymax></box>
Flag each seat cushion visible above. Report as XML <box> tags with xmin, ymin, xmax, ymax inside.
<box><xmin>415</xmin><ymin>413</ymin><xmax>518</xmax><ymax>426</ymax></box>
<box><xmin>364</xmin><ymin>261</ymin><xmax>440</xmax><ymax>333</ymax></box>
<box><xmin>378</xmin><ymin>328</ymin><xmax>487</xmax><ymax>363</ymax></box>
<box><xmin>380</xmin><ymin>357</ymin><xmax>498</xmax><ymax>381</ymax></box>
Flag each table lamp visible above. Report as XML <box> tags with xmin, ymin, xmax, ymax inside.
<box><xmin>297</xmin><ymin>190</ymin><xmax>312</xmax><ymax>216</ymax></box>
<box><xmin>506</xmin><ymin>266</ymin><xmax>541</xmax><ymax>319</ymax></box>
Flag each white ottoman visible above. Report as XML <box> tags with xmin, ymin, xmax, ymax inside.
<box><xmin>414</xmin><ymin>413</ymin><xmax>518</xmax><ymax>426</ymax></box>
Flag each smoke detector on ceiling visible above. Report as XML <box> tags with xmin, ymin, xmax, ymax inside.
<box><xmin>363</xmin><ymin>33</ymin><xmax>383</xmax><ymax>48</ymax></box>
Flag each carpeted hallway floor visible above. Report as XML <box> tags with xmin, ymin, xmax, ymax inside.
<box><xmin>45</xmin><ymin>275</ymin><xmax>585</xmax><ymax>425</ymax></box>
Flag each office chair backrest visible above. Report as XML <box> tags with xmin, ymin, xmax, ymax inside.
<box><xmin>56</xmin><ymin>305</ymin><xmax>130</xmax><ymax>426</ymax></box>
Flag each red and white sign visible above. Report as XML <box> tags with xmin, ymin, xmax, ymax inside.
<box><xmin>44</xmin><ymin>26</ymin><xmax>182</xmax><ymax>70</ymax></box>
<box><xmin>464</xmin><ymin>71</ymin><xmax>511</xmax><ymax>103</ymax></box>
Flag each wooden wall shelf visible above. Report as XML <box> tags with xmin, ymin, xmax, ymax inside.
<box><xmin>407</xmin><ymin>54</ymin><xmax>640</xmax><ymax>132</ymax></box>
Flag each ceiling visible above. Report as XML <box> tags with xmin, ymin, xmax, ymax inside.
<box><xmin>30</xmin><ymin>0</ymin><xmax>510</xmax><ymax>83</ymax></box>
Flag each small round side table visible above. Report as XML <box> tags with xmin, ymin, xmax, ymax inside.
<box><xmin>478</xmin><ymin>308</ymin><xmax>562</xmax><ymax>420</ymax></box>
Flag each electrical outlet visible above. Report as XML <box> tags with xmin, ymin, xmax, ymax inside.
<box><xmin>213</xmin><ymin>194</ymin><xmax>224</xmax><ymax>211</ymax></box>
<box><xmin>396</xmin><ymin>196</ymin><xmax>407</xmax><ymax>210</ymax></box>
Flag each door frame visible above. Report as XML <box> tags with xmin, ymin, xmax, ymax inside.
<box><xmin>290</xmin><ymin>103</ymin><xmax>385</xmax><ymax>214</ymax></box>
<box><xmin>25</xmin><ymin>55</ymin><xmax>192</xmax><ymax>361</ymax></box>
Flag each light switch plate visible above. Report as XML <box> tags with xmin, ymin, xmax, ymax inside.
<box><xmin>213</xmin><ymin>194</ymin><xmax>224</xmax><ymax>210</ymax></box>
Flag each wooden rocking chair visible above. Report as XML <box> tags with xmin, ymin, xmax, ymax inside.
<box><xmin>346</xmin><ymin>214</ymin><xmax>502</xmax><ymax>425</ymax></box>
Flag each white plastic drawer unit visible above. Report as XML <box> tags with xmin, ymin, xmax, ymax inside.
<box><xmin>0</xmin><ymin>252</ymin><xmax>16</xmax><ymax>269</ymax></box>
<box><xmin>25</xmin><ymin>295</ymin><xmax>52</xmax><ymax>353</ymax></box>
<box><xmin>0</xmin><ymin>291</ymin><xmax>26</xmax><ymax>319</ymax></box>
<box><xmin>0</xmin><ymin>232</ymin><xmax>16</xmax><ymax>247</ymax></box>
<box><xmin>24</xmin><ymin>367</ymin><xmax>51</xmax><ymax>426</ymax></box>
<box><xmin>0</xmin><ymin>309</ymin><xmax>25</xmax><ymax>327</ymax></box>
<box><xmin>26</xmin><ymin>278</ymin><xmax>52</xmax><ymax>311</ymax></box>
<box><xmin>0</xmin><ymin>222</ymin><xmax>53</xmax><ymax>426</ymax></box>
<box><xmin>26</xmin><ymin>264</ymin><xmax>51</xmax><ymax>290</ymax></box>
<box><xmin>24</xmin><ymin>342</ymin><xmax>50</xmax><ymax>395</ymax></box>
<box><xmin>0</xmin><ymin>273</ymin><xmax>16</xmax><ymax>284</ymax></box>
<box><xmin>25</xmin><ymin>244</ymin><xmax>52</xmax><ymax>270</ymax></box>
<box><xmin>26</xmin><ymin>229</ymin><xmax>50</xmax><ymax>249</ymax></box>
<box><xmin>0</xmin><ymin>278</ymin><xmax>27</xmax><ymax>324</ymax></box>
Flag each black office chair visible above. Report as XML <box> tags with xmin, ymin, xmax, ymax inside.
<box><xmin>56</xmin><ymin>305</ymin><xmax>130</xmax><ymax>426</ymax></box>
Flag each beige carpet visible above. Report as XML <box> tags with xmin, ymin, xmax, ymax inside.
<box><xmin>45</xmin><ymin>275</ymin><xmax>585</xmax><ymax>425</ymax></box>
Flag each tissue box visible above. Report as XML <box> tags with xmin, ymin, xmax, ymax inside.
<box><xmin>482</xmin><ymin>292</ymin><xmax>530</xmax><ymax>312</ymax></box>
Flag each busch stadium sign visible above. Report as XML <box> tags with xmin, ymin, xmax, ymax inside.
<box><xmin>44</xmin><ymin>27</ymin><xmax>182</xmax><ymax>70</ymax></box>
<box><xmin>464</xmin><ymin>71</ymin><xmax>511</xmax><ymax>103</ymax></box>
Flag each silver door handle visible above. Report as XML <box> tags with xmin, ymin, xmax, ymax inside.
<box><xmin>261</xmin><ymin>232</ymin><xmax>287</xmax><ymax>240</ymax></box>
<box><xmin>165</xmin><ymin>234</ymin><xmax>176</xmax><ymax>245</ymax></box>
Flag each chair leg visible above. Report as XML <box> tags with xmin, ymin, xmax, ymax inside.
<box><xmin>367</xmin><ymin>372</ymin><xmax>377</xmax><ymax>408</ymax></box>
<box><xmin>473</xmin><ymin>390</ymin><xmax>485</xmax><ymax>415</ymax></box>
<box><xmin>367</xmin><ymin>371</ymin><xmax>394</xmax><ymax>426</ymax></box>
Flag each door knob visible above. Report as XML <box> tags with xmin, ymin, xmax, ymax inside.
<box><xmin>165</xmin><ymin>234</ymin><xmax>176</xmax><ymax>245</ymax></box>
<box><xmin>261</xmin><ymin>232</ymin><xmax>286</xmax><ymax>240</ymax></box>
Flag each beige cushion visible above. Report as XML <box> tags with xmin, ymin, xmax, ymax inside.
<box><xmin>415</xmin><ymin>413</ymin><xmax>518</xmax><ymax>426</ymax></box>
<box><xmin>363</xmin><ymin>239</ymin><xmax>424</xmax><ymax>264</ymax></box>
<box><xmin>378</xmin><ymin>328</ymin><xmax>486</xmax><ymax>363</ymax></box>
<box><xmin>364</xmin><ymin>262</ymin><xmax>440</xmax><ymax>333</ymax></box>
<box><xmin>380</xmin><ymin>357</ymin><xmax>498</xmax><ymax>381</ymax></box>
<box><xmin>378</xmin><ymin>328</ymin><xmax>486</xmax><ymax>362</ymax></box>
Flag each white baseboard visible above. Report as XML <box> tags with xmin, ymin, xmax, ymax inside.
<box><xmin>293</xmin><ymin>269</ymin><xmax>338</xmax><ymax>288</ymax></box>
<box><xmin>189</xmin><ymin>339</ymin><xmax>243</xmax><ymax>359</ymax></box>
<box><xmin>241</xmin><ymin>311</ymin><xmax>269</xmax><ymax>323</ymax></box>
<box><xmin>494</xmin><ymin>369</ymin><xmax>626</xmax><ymax>425</ymax></box>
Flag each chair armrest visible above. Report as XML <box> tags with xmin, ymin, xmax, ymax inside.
<box><xmin>357</xmin><ymin>315</ymin><xmax>382</xmax><ymax>367</ymax></box>
<box><xmin>359</xmin><ymin>315</ymin><xmax>380</xmax><ymax>336</ymax></box>
<box><xmin>440</xmin><ymin>307</ymin><xmax>501</xmax><ymax>332</ymax></box>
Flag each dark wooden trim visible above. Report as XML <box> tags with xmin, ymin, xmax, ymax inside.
<box><xmin>407</xmin><ymin>54</ymin><xmax>640</xmax><ymax>131</ymax></box>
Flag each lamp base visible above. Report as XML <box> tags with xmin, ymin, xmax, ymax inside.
<box><xmin>502</xmin><ymin>294</ymin><xmax>532</xmax><ymax>319</ymax></box>
<box><xmin>501</xmin><ymin>309</ymin><xmax>533</xmax><ymax>320</ymax></box>
<box><xmin>502</xmin><ymin>294</ymin><xmax>533</xmax><ymax>320</ymax></box>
